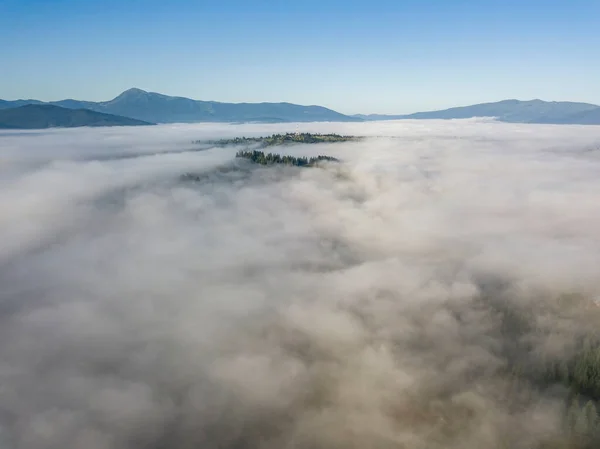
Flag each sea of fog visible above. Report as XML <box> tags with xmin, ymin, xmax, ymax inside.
<box><xmin>1</xmin><ymin>119</ymin><xmax>600</xmax><ymax>449</ymax></box>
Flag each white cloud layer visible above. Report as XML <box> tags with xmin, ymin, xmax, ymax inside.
<box><xmin>1</xmin><ymin>120</ymin><xmax>600</xmax><ymax>448</ymax></box>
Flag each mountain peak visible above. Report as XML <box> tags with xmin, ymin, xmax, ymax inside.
<box><xmin>122</xmin><ymin>87</ymin><xmax>148</xmax><ymax>95</ymax></box>
<box><xmin>110</xmin><ymin>88</ymin><xmax>150</xmax><ymax>101</ymax></box>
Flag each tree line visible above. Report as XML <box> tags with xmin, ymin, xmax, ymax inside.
<box><xmin>235</xmin><ymin>150</ymin><xmax>339</xmax><ymax>167</ymax></box>
<box><xmin>195</xmin><ymin>132</ymin><xmax>360</xmax><ymax>147</ymax></box>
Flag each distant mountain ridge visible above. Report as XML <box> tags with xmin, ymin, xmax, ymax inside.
<box><xmin>0</xmin><ymin>88</ymin><xmax>361</xmax><ymax>124</ymax></box>
<box><xmin>355</xmin><ymin>99</ymin><xmax>600</xmax><ymax>125</ymax></box>
<box><xmin>0</xmin><ymin>104</ymin><xmax>152</xmax><ymax>129</ymax></box>
<box><xmin>2</xmin><ymin>90</ymin><xmax>600</xmax><ymax>125</ymax></box>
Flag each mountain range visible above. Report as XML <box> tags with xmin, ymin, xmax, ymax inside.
<box><xmin>0</xmin><ymin>88</ymin><xmax>360</xmax><ymax>125</ymax></box>
<box><xmin>1</xmin><ymin>89</ymin><xmax>600</xmax><ymax>129</ymax></box>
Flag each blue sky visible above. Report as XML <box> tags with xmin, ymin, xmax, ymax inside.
<box><xmin>1</xmin><ymin>0</ymin><xmax>599</xmax><ymax>114</ymax></box>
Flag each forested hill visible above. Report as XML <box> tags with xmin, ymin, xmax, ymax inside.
<box><xmin>0</xmin><ymin>104</ymin><xmax>153</xmax><ymax>129</ymax></box>
<box><xmin>200</xmin><ymin>132</ymin><xmax>361</xmax><ymax>147</ymax></box>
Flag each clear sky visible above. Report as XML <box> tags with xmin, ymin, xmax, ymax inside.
<box><xmin>1</xmin><ymin>0</ymin><xmax>599</xmax><ymax>114</ymax></box>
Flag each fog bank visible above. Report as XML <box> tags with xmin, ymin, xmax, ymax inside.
<box><xmin>1</xmin><ymin>120</ymin><xmax>600</xmax><ymax>448</ymax></box>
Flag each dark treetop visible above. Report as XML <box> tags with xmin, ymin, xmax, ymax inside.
<box><xmin>235</xmin><ymin>150</ymin><xmax>339</xmax><ymax>167</ymax></box>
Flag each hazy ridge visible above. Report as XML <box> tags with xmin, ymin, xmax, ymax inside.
<box><xmin>355</xmin><ymin>99</ymin><xmax>600</xmax><ymax>124</ymax></box>
<box><xmin>0</xmin><ymin>88</ymin><xmax>361</xmax><ymax>125</ymax></box>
